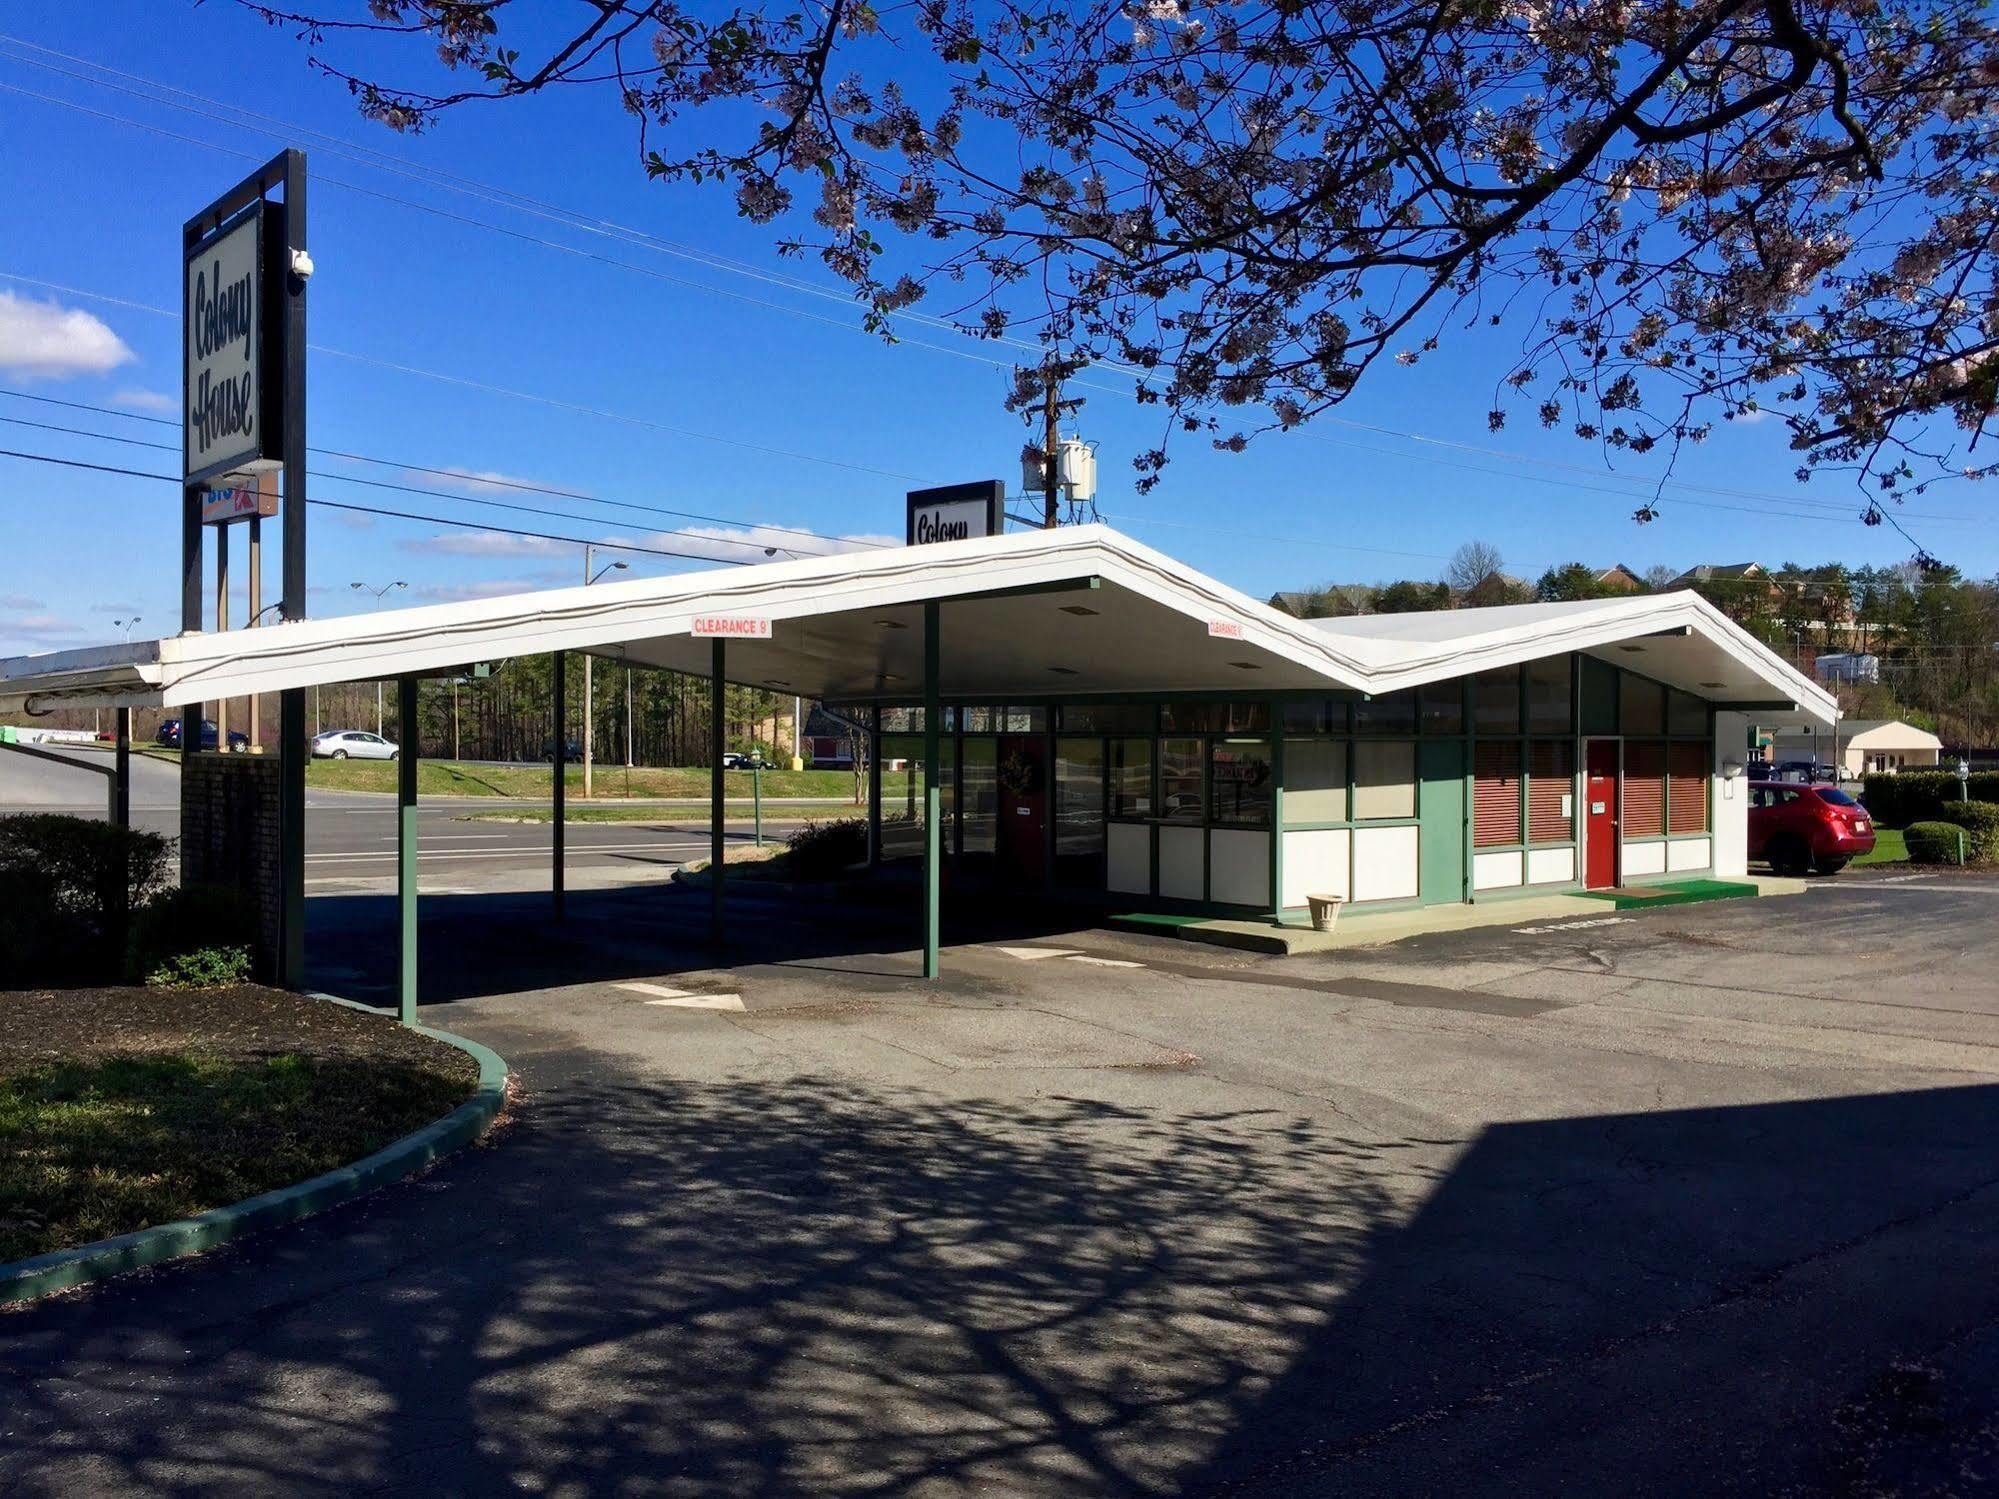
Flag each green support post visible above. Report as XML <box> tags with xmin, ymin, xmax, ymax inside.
<box><xmin>397</xmin><ymin>675</ymin><xmax>419</xmax><ymax>1026</ymax></box>
<box><xmin>753</xmin><ymin>761</ymin><xmax>763</xmax><ymax>848</ymax></box>
<box><xmin>1270</xmin><ymin>713</ymin><xmax>1285</xmax><ymax>920</ymax></box>
<box><xmin>113</xmin><ymin>707</ymin><xmax>130</xmax><ymax>828</ymax></box>
<box><xmin>711</xmin><ymin>639</ymin><xmax>725</xmax><ymax>949</ymax></box>
<box><xmin>867</xmin><ymin>705</ymin><xmax>882</xmax><ymax>868</ymax></box>
<box><xmin>923</xmin><ymin>600</ymin><xmax>941</xmax><ymax>980</ymax></box>
<box><xmin>551</xmin><ymin>650</ymin><xmax>566</xmax><ymax>921</ymax></box>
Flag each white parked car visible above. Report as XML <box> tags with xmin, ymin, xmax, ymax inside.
<box><xmin>312</xmin><ymin>729</ymin><xmax>400</xmax><ymax>761</ymax></box>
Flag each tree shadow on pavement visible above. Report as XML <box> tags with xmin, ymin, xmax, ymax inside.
<box><xmin>3</xmin><ymin>1063</ymin><xmax>1994</xmax><ymax>1496</ymax></box>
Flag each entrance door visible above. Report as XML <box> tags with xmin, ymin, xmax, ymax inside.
<box><xmin>1584</xmin><ymin>739</ymin><xmax>1619</xmax><ymax>889</ymax></box>
<box><xmin>997</xmin><ymin>735</ymin><xmax>1048</xmax><ymax>887</ymax></box>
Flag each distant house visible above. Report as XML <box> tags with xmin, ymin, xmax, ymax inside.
<box><xmin>1668</xmin><ymin>562</ymin><xmax>1769</xmax><ymax>590</ymax></box>
<box><xmin>803</xmin><ymin>705</ymin><xmax>866</xmax><ymax>769</ymax></box>
<box><xmin>1769</xmin><ymin>719</ymin><xmax>1943</xmax><ymax>777</ymax></box>
<box><xmin>1595</xmin><ymin>564</ymin><xmax>1645</xmax><ymax>593</ymax></box>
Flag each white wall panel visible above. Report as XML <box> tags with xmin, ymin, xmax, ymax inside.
<box><xmin>1209</xmin><ymin>829</ymin><xmax>1270</xmax><ymax>907</ymax></box>
<box><xmin>1621</xmin><ymin>839</ymin><xmax>1667</xmax><ymax>877</ymax></box>
<box><xmin>1107</xmin><ymin>822</ymin><xmax>1150</xmax><ymax>895</ymax></box>
<box><xmin>1158</xmin><ymin>824</ymin><xmax>1205</xmax><ymax>901</ymax></box>
<box><xmin>1526</xmin><ymin>846</ymin><xmax>1575</xmax><ymax>885</ymax></box>
<box><xmin>1473</xmin><ymin>850</ymin><xmax>1523</xmax><ymax>891</ymax></box>
<box><xmin>1281</xmin><ymin>829</ymin><xmax>1350</xmax><ymax>910</ymax></box>
<box><xmin>1667</xmin><ymin>837</ymin><xmax>1712</xmax><ymax>872</ymax></box>
<box><xmin>1352</xmin><ymin>825</ymin><xmax>1420</xmax><ymax>902</ymax></box>
<box><xmin>1712</xmin><ymin>711</ymin><xmax>1751</xmax><ymax>877</ymax></box>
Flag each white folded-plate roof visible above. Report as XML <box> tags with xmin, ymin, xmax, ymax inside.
<box><xmin>0</xmin><ymin>524</ymin><xmax>1834</xmax><ymax>723</ymax></box>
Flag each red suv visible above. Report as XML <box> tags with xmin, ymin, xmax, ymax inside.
<box><xmin>1748</xmin><ymin>781</ymin><xmax>1876</xmax><ymax>875</ymax></box>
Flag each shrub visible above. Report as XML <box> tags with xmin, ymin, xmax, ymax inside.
<box><xmin>784</xmin><ymin>817</ymin><xmax>869</xmax><ymax>880</ymax></box>
<box><xmin>0</xmin><ymin>815</ymin><xmax>172</xmax><ymax>985</ymax></box>
<box><xmin>1906</xmin><ymin>822</ymin><xmax>1967</xmax><ymax>865</ymax></box>
<box><xmin>1861</xmin><ymin>770</ymin><xmax>1999</xmax><ymax>828</ymax></box>
<box><xmin>127</xmin><ymin>882</ymin><xmax>260</xmax><ymax>984</ymax></box>
<box><xmin>1935</xmin><ymin>801</ymin><xmax>1999</xmax><ymax>865</ymax></box>
<box><xmin>145</xmin><ymin>944</ymin><xmax>254</xmax><ymax>989</ymax></box>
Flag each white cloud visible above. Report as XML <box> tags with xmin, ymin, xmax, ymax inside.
<box><xmin>1</xmin><ymin>593</ymin><xmax>43</xmax><ymax>610</ymax></box>
<box><xmin>397</xmin><ymin>530</ymin><xmax>569</xmax><ymax>559</ymax></box>
<box><xmin>0</xmin><ymin>291</ymin><xmax>135</xmax><ymax>379</ymax></box>
<box><xmin>90</xmin><ymin>601</ymin><xmax>144</xmax><ymax>615</ymax></box>
<box><xmin>421</xmin><ymin>466</ymin><xmax>584</xmax><ymax>498</ymax></box>
<box><xmin>411</xmin><ymin>578</ymin><xmax>548</xmax><ymax>602</ymax></box>
<box><xmin>110</xmin><ymin>387</ymin><xmax>176</xmax><ymax>414</ymax></box>
<box><xmin>643</xmin><ymin>524</ymin><xmax>895</xmax><ymax>564</ymax></box>
<box><xmin>0</xmin><ymin>612</ymin><xmax>85</xmax><ymax>644</ymax></box>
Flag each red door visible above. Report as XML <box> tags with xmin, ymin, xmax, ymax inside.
<box><xmin>1584</xmin><ymin>739</ymin><xmax>1619</xmax><ymax>889</ymax></box>
<box><xmin>997</xmin><ymin>736</ymin><xmax>1047</xmax><ymax>887</ymax></box>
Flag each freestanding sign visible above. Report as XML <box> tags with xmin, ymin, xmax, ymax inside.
<box><xmin>184</xmin><ymin>201</ymin><xmax>285</xmax><ymax>487</ymax></box>
<box><xmin>906</xmin><ymin>480</ymin><xmax>1004</xmax><ymax>546</ymax></box>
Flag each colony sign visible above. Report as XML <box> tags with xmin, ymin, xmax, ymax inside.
<box><xmin>184</xmin><ymin>202</ymin><xmax>283</xmax><ymax>485</ymax></box>
<box><xmin>906</xmin><ymin>480</ymin><xmax>1004</xmax><ymax>546</ymax></box>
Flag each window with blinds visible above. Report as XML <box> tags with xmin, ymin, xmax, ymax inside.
<box><xmin>1473</xmin><ymin>740</ymin><xmax>1523</xmax><ymax>848</ymax></box>
<box><xmin>1527</xmin><ymin>740</ymin><xmax>1574</xmax><ymax>842</ymax></box>
<box><xmin>1624</xmin><ymin>740</ymin><xmax>1667</xmax><ymax>837</ymax></box>
<box><xmin>1668</xmin><ymin>741</ymin><xmax>1709</xmax><ymax>833</ymax></box>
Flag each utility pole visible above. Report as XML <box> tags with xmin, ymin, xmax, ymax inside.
<box><xmin>1042</xmin><ymin>363</ymin><xmax>1061</xmax><ymax>530</ymax></box>
<box><xmin>626</xmin><ymin>667</ymin><xmax>634</xmax><ymax>770</ymax></box>
<box><xmin>582</xmin><ymin>544</ymin><xmax>629</xmax><ymax>798</ymax></box>
<box><xmin>350</xmin><ymin>580</ymin><xmax>407</xmax><ymax>738</ymax></box>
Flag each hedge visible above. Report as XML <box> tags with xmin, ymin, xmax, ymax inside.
<box><xmin>1906</xmin><ymin>822</ymin><xmax>1966</xmax><ymax>865</ymax></box>
<box><xmin>1860</xmin><ymin>769</ymin><xmax>1998</xmax><ymax>828</ymax></box>
<box><xmin>1939</xmin><ymin>801</ymin><xmax>1999</xmax><ymax>865</ymax></box>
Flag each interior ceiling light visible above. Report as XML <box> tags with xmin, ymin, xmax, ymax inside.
<box><xmin>1229</xmin><ymin>661</ymin><xmax>1261</xmax><ymax>671</ymax></box>
<box><xmin>1617</xmin><ymin>644</ymin><xmax>1645</xmax><ymax>653</ymax></box>
<box><xmin>1699</xmin><ymin>680</ymin><xmax>1725</xmax><ymax>688</ymax></box>
<box><xmin>1058</xmin><ymin>605</ymin><xmax>1100</xmax><ymax>617</ymax></box>
<box><xmin>1047</xmin><ymin>665</ymin><xmax>1079</xmax><ymax>675</ymax></box>
<box><xmin>875</xmin><ymin>619</ymin><xmax>908</xmax><ymax>630</ymax></box>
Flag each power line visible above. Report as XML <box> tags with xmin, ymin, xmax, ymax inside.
<box><xmin>0</xmin><ymin>389</ymin><xmax>886</xmax><ymax>553</ymax></box>
<box><xmin>0</xmin><ymin>444</ymin><xmax>772</xmax><ymax>567</ymax></box>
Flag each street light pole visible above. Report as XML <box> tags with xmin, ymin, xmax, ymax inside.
<box><xmin>350</xmin><ymin>580</ymin><xmax>407</xmax><ymax>739</ymax></box>
<box><xmin>581</xmin><ymin>545</ymin><xmax>629</xmax><ymax>798</ymax></box>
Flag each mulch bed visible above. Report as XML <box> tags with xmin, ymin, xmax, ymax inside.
<box><xmin>0</xmin><ymin>986</ymin><xmax>479</xmax><ymax>1265</ymax></box>
<box><xmin>0</xmin><ymin>986</ymin><xmax>477</xmax><ymax>1082</ymax></box>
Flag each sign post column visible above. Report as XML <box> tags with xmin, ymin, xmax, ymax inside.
<box><xmin>397</xmin><ymin>675</ymin><xmax>419</xmax><ymax>1025</ymax></box>
<box><xmin>552</xmin><ymin>650</ymin><xmax>566</xmax><ymax>921</ymax></box>
<box><xmin>711</xmin><ymin>640</ymin><xmax>726</xmax><ymax>949</ymax></box>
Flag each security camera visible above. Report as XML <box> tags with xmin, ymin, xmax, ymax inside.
<box><xmin>290</xmin><ymin>248</ymin><xmax>315</xmax><ymax>282</ymax></box>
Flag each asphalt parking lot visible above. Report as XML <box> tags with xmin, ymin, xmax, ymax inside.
<box><xmin>5</xmin><ymin>872</ymin><xmax>1998</xmax><ymax>1496</ymax></box>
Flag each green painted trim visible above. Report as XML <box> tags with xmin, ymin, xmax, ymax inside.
<box><xmin>397</xmin><ymin>675</ymin><xmax>419</xmax><ymax>1027</ymax></box>
<box><xmin>551</xmin><ymin>649</ymin><xmax>567</xmax><ymax>922</ymax></box>
<box><xmin>1574</xmin><ymin>878</ymin><xmax>1755</xmax><ymax>911</ymax></box>
<box><xmin>1269</xmin><ymin>717</ymin><xmax>1285</xmax><ymax>914</ymax></box>
<box><xmin>922</xmin><ymin>600</ymin><xmax>941</xmax><ymax>980</ymax></box>
<box><xmin>0</xmin><ymin>995</ymin><xmax>508</xmax><ymax>1307</ymax></box>
<box><xmin>710</xmin><ymin>640</ymin><xmax>725</xmax><ymax>947</ymax></box>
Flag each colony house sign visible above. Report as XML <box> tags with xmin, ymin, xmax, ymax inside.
<box><xmin>184</xmin><ymin>202</ymin><xmax>284</xmax><ymax>486</ymax></box>
<box><xmin>906</xmin><ymin>480</ymin><xmax>1005</xmax><ymax>546</ymax></box>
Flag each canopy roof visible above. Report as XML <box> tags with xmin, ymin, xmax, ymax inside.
<box><xmin>0</xmin><ymin>525</ymin><xmax>1835</xmax><ymax>724</ymax></box>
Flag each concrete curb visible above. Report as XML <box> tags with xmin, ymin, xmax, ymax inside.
<box><xmin>0</xmin><ymin>996</ymin><xmax>508</xmax><ymax>1308</ymax></box>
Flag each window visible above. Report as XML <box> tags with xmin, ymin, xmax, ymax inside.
<box><xmin>880</xmin><ymin>707</ymin><xmax>923</xmax><ymax>732</ymax></box>
<box><xmin>1419</xmin><ymin>682</ymin><xmax>1464</xmax><ymax>736</ymax></box>
<box><xmin>960</xmin><ymin>737</ymin><xmax>997</xmax><ymax>854</ymax></box>
<box><xmin>1473</xmin><ymin>667</ymin><xmax>1522</xmax><ymax>734</ymax></box>
<box><xmin>960</xmin><ymin>706</ymin><xmax>995</xmax><ymax>732</ymax></box>
<box><xmin>1055</xmin><ymin>738</ymin><xmax>1106</xmax><ymax>864</ymax></box>
<box><xmin>1528</xmin><ymin>657</ymin><xmax>1573</xmax><ymax>733</ymax></box>
<box><xmin>1159</xmin><ymin>702</ymin><xmax>1224</xmax><ymax>733</ymax></box>
<box><xmin>1581</xmin><ymin>656</ymin><xmax>1620</xmax><ymax>736</ymax></box>
<box><xmin>1286</xmin><ymin>740</ymin><xmax>1348</xmax><ymax>823</ymax></box>
<box><xmin>1667</xmin><ymin>689</ymin><xmax>1707</xmax><ymax>737</ymax></box>
<box><xmin>1528</xmin><ymin>740</ymin><xmax>1574</xmax><ymax>841</ymax></box>
<box><xmin>1355</xmin><ymin>690</ymin><xmax>1416</xmax><ymax>735</ymax></box>
<box><xmin>1159</xmin><ymin>738</ymin><xmax>1205</xmax><ymax>822</ymax></box>
<box><xmin>1110</xmin><ymin>738</ymin><xmax>1153</xmax><ymax>818</ymax></box>
<box><xmin>1353</xmin><ymin>740</ymin><xmax>1416</xmax><ymax>819</ymax></box>
<box><xmin>1000</xmin><ymin>707</ymin><xmax>1047</xmax><ymax>732</ymax></box>
<box><xmin>1211</xmin><ymin>739</ymin><xmax>1273</xmax><ymax>825</ymax></box>
<box><xmin>1283</xmin><ymin>698</ymin><xmax>1351</xmax><ymax>735</ymax></box>
<box><xmin>1624</xmin><ymin>740</ymin><xmax>1667</xmax><ymax>836</ymax></box>
<box><xmin>1058</xmin><ymin>703</ymin><xmax>1152</xmax><ymax>733</ymax></box>
<box><xmin>1668</xmin><ymin>742</ymin><xmax>1708</xmax><ymax>833</ymax></box>
<box><xmin>1620</xmin><ymin>675</ymin><xmax>1665</xmax><ymax>736</ymax></box>
<box><xmin>1473</xmin><ymin>740</ymin><xmax>1523</xmax><ymax>847</ymax></box>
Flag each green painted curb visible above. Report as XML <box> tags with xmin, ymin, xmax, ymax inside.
<box><xmin>0</xmin><ymin>995</ymin><xmax>508</xmax><ymax>1307</ymax></box>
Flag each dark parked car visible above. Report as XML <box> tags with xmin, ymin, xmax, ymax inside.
<box><xmin>155</xmin><ymin>718</ymin><xmax>250</xmax><ymax>752</ymax></box>
<box><xmin>1768</xmin><ymin>758</ymin><xmax>1837</xmax><ymax>784</ymax></box>
<box><xmin>721</xmin><ymin>751</ymin><xmax>773</xmax><ymax>770</ymax></box>
<box><xmin>541</xmin><ymin>738</ymin><xmax>584</xmax><ymax>761</ymax></box>
<box><xmin>1748</xmin><ymin>781</ymin><xmax>1875</xmax><ymax>875</ymax></box>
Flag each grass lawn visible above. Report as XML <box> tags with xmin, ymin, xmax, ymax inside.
<box><xmin>0</xmin><ymin>987</ymin><xmax>476</xmax><ymax>1264</ymax></box>
<box><xmin>464</xmin><ymin>803</ymin><xmax>861</xmax><ymax>824</ymax></box>
<box><xmin>1852</xmin><ymin>828</ymin><xmax>1909</xmax><ymax>867</ymax></box>
<box><xmin>307</xmin><ymin>757</ymin><xmax>903</xmax><ymax>801</ymax></box>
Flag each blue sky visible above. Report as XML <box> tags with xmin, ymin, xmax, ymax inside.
<box><xmin>0</xmin><ymin>4</ymin><xmax>1989</xmax><ymax>658</ymax></box>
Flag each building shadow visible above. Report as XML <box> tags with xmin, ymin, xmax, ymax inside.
<box><xmin>305</xmin><ymin>875</ymin><xmax>1125</xmax><ymax>1005</ymax></box>
<box><xmin>2</xmin><ymin>1056</ymin><xmax>1994</xmax><ymax>1495</ymax></box>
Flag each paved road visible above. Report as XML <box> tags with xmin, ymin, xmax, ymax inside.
<box><xmin>0</xmin><ymin>747</ymin><xmax>815</xmax><ymax>890</ymax></box>
<box><xmin>5</xmin><ymin>874</ymin><xmax>1998</xmax><ymax>1496</ymax></box>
